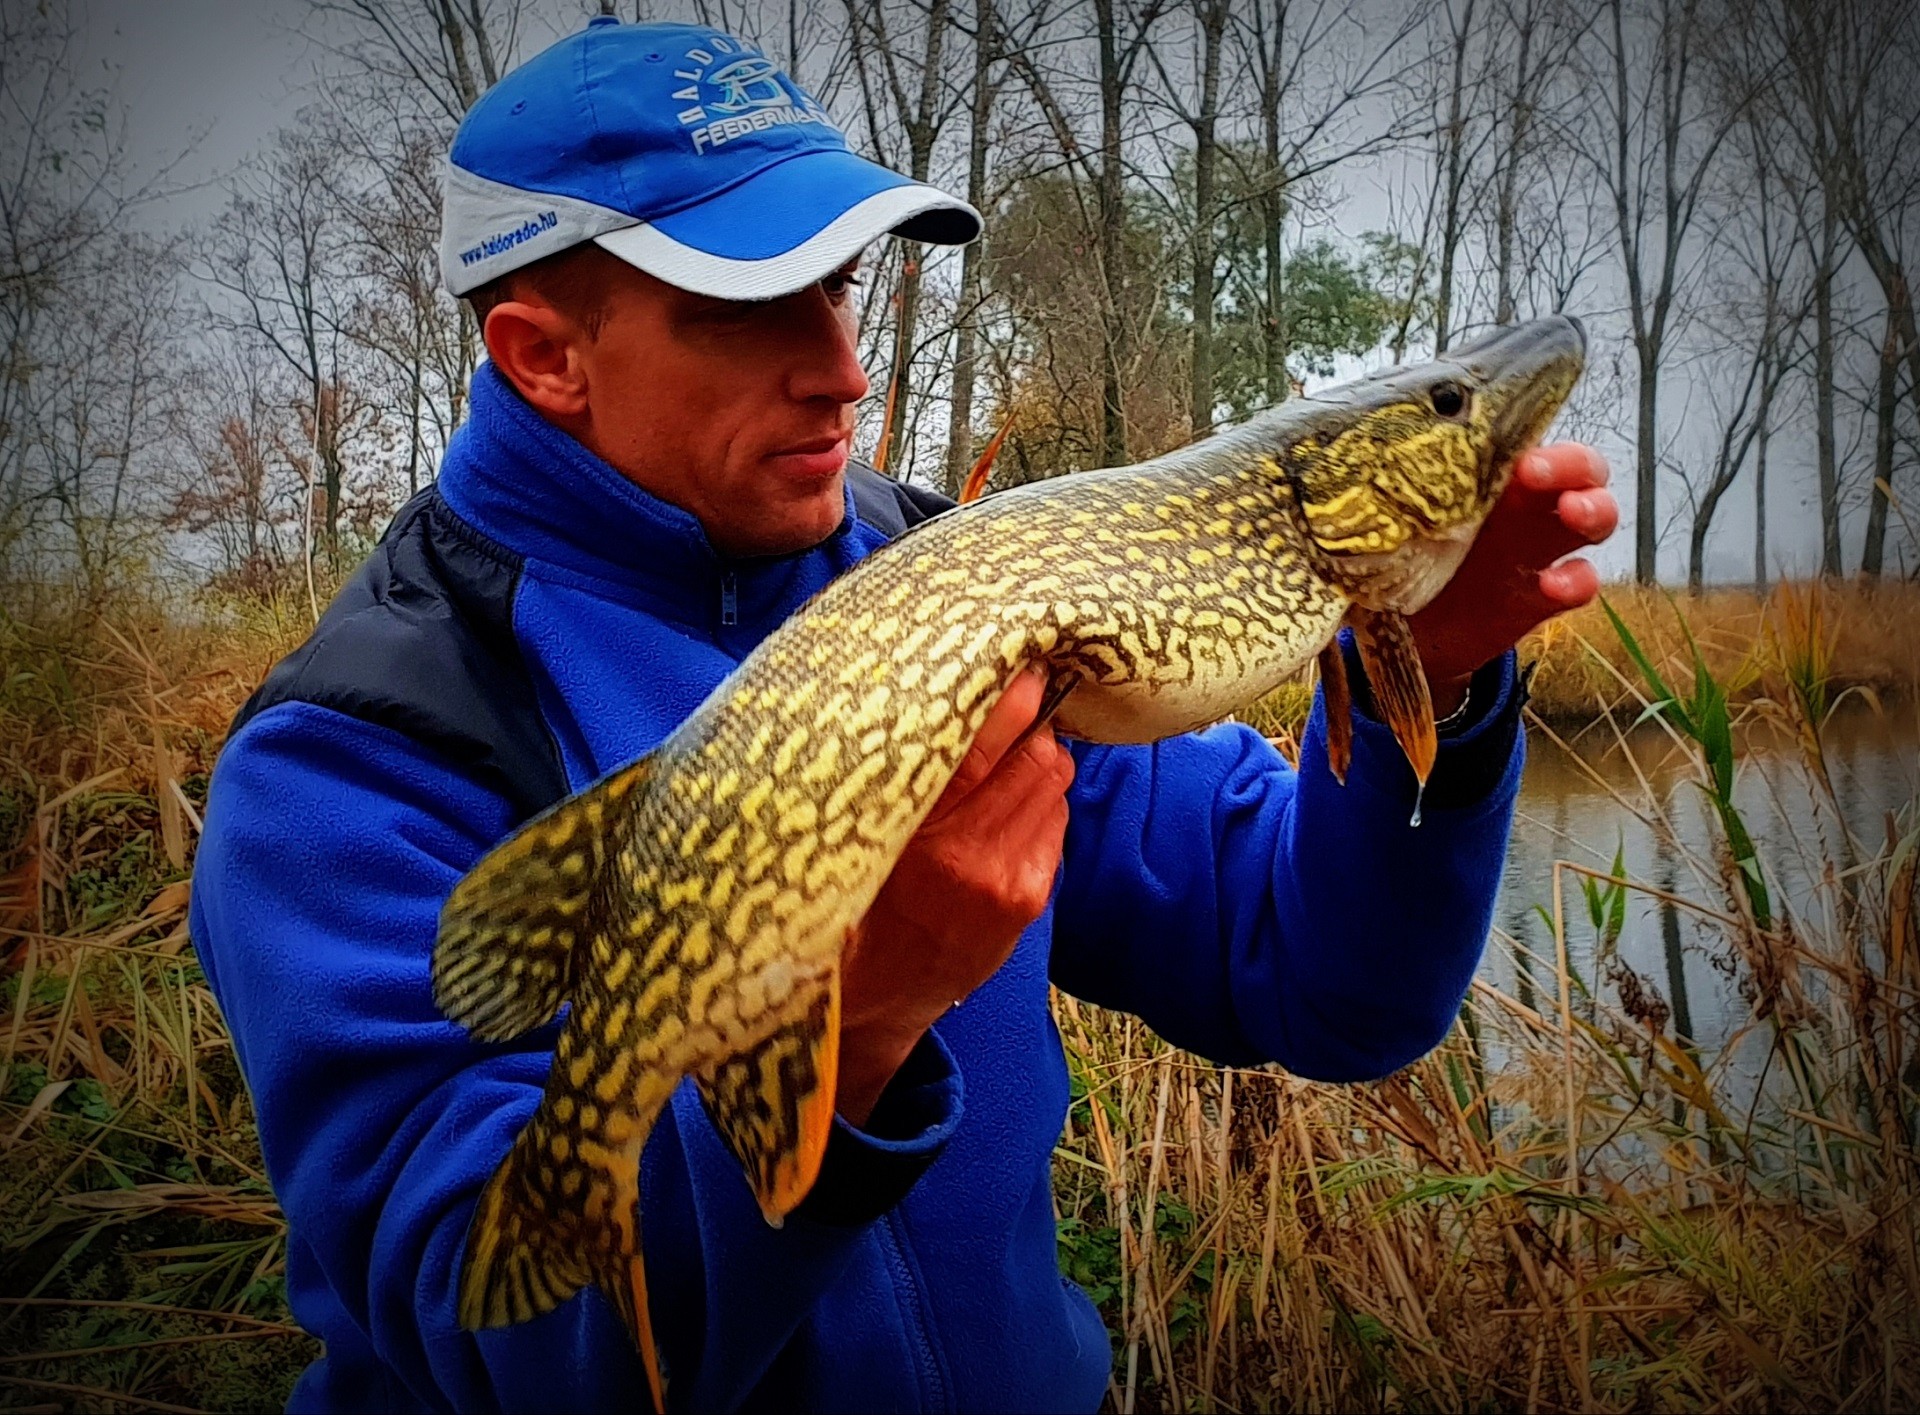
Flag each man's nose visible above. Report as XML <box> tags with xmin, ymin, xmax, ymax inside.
<box><xmin>787</xmin><ymin>289</ymin><xmax>871</xmax><ymax>406</ymax></box>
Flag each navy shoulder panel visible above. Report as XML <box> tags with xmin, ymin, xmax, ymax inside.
<box><xmin>229</xmin><ymin>489</ymin><xmax>569</xmax><ymax>822</ymax></box>
<box><xmin>231</xmin><ymin>472</ymin><xmax>949</xmax><ymax>825</ymax></box>
<box><xmin>846</xmin><ymin>462</ymin><xmax>956</xmax><ymax>539</ymax></box>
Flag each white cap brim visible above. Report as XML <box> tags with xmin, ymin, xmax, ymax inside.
<box><xmin>594</xmin><ymin>183</ymin><xmax>979</xmax><ymax>301</ymax></box>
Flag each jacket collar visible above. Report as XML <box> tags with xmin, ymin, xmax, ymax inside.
<box><xmin>436</xmin><ymin>361</ymin><xmax>858</xmax><ymax>625</ymax></box>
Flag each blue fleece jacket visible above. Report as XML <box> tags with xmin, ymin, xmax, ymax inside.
<box><xmin>188</xmin><ymin>363</ymin><xmax>1524</xmax><ymax>1413</ymax></box>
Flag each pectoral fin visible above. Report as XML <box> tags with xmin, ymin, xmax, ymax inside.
<box><xmin>696</xmin><ymin>968</ymin><xmax>841</xmax><ymax>1226</ymax></box>
<box><xmin>1317</xmin><ymin>642</ymin><xmax>1353</xmax><ymax>785</ymax></box>
<box><xmin>1350</xmin><ymin>608</ymin><xmax>1437</xmax><ymax>789</ymax></box>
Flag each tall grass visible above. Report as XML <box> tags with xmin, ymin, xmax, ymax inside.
<box><xmin>1524</xmin><ymin>581</ymin><xmax>1920</xmax><ymax>725</ymax></box>
<box><xmin>1061</xmin><ymin>580</ymin><xmax>1919</xmax><ymax>1412</ymax></box>
<box><xmin>0</xmin><ymin>597</ymin><xmax>318</xmax><ymax>1411</ymax></box>
<box><xmin>1</xmin><ymin>582</ymin><xmax>1914</xmax><ymax>1411</ymax></box>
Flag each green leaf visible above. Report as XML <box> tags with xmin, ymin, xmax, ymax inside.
<box><xmin>1601</xmin><ymin>596</ymin><xmax>1692</xmax><ymax>736</ymax></box>
<box><xmin>1606</xmin><ymin>837</ymin><xmax>1628</xmax><ymax>944</ymax></box>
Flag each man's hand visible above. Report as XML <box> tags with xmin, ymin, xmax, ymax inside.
<box><xmin>1412</xmin><ymin>443</ymin><xmax>1619</xmax><ymax>713</ymax></box>
<box><xmin>836</xmin><ymin>668</ymin><xmax>1075</xmax><ymax>1126</ymax></box>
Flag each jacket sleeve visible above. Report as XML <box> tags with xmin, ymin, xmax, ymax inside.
<box><xmin>189</xmin><ymin>702</ymin><xmax>960</xmax><ymax>1413</ymax></box>
<box><xmin>1049</xmin><ymin>649</ymin><xmax>1524</xmax><ymax>1081</ymax></box>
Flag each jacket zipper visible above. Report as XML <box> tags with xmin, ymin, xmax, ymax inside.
<box><xmin>719</xmin><ymin>571</ymin><xmax>738</xmax><ymax>627</ymax></box>
<box><xmin>884</xmin><ymin>1212</ymin><xmax>949</xmax><ymax>1411</ymax></box>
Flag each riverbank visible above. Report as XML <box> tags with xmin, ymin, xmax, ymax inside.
<box><xmin>1524</xmin><ymin>580</ymin><xmax>1920</xmax><ymax>723</ymax></box>
<box><xmin>1240</xmin><ymin>579</ymin><xmax>1920</xmax><ymax>741</ymax></box>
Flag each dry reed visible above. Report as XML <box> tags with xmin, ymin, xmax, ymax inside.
<box><xmin>1</xmin><ymin>579</ymin><xmax>1914</xmax><ymax>1411</ymax></box>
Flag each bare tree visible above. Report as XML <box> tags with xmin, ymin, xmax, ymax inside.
<box><xmin>1860</xmin><ymin>305</ymin><xmax>1909</xmax><ymax>577</ymax></box>
<box><xmin>1231</xmin><ymin>0</ymin><xmax>1426</xmax><ymax>402</ymax></box>
<box><xmin>202</xmin><ymin>127</ymin><xmax>367</xmax><ymax>568</ymax></box>
<box><xmin>1486</xmin><ymin>0</ymin><xmax>1591</xmax><ymax>323</ymax></box>
<box><xmin>2</xmin><ymin>3</ymin><xmax>135</xmax><ymax>576</ymax></box>
<box><xmin>166</xmin><ymin>348</ymin><xmax>302</xmax><ymax>594</ymax></box>
<box><xmin>35</xmin><ymin>235</ymin><xmax>184</xmax><ymax>604</ymax></box>
<box><xmin>1684</xmin><ymin>141</ymin><xmax>1807</xmax><ymax>588</ymax></box>
<box><xmin>325</xmin><ymin>99</ymin><xmax>480</xmax><ymax>490</ymax></box>
<box><xmin>841</xmin><ymin>0</ymin><xmax>959</xmax><ymax>474</ymax></box>
<box><xmin>1806</xmin><ymin>86</ymin><xmax>1844</xmax><ymax>576</ymax></box>
<box><xmin>984</xmin><ymin>0</ymin><xmax>1168</xmax><ymax>466</ymax></box>
<box><xmin>1581</xmin><ymin>0</ymin><xmax>1746</xmax><ymax>583</ymax></box>
<box><xmin>1147</xmin><ymin>0</ymin><xmax>1230</xmax><ymax>437</ymax></box>
<box><xmin>943</xmin><ymin>0</ymin><xmax>1004</xmax><ymax>493</ymax></box>
<box><xmin>1091</xmin><ymin>0</ymin><xmax>1167</xmax><ymax>464</ymax></box>
<box><xmin>1429</xmin><ymin>0</ymin><xmax>1480</xmax><ymax>351</ymax></box>
<box><xmin>306</xmin><ymin>0</ymin><xmax>520</xmax><ymax>125</ymax></box>
<box><xmin>1770</xmin><ymin>0</ymin><xmax>1920</xmax><ymax>571</ymax></box>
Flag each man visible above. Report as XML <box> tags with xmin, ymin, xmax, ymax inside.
<box><xmin>189</xmin><ymin>16</ymin><xmax>1617</xmax><ymax>1413</ymax></box>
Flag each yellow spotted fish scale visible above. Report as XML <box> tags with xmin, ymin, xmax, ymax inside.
<box><xmin>430</xmin><ymin>316</ymin><xmax>1586</xmax><ymax>1410</ymax></box>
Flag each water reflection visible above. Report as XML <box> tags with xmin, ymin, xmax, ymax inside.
<box><xmin>1495</xmin><ymin>700</ymin><xmax>1919</xmax><ymax>1059</ymax></box>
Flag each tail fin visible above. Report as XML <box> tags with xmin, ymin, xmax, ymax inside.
<box><xmin>434</xmin><ymin>755</ymin><xmax>652</xmax><ymax>1042</ymax></box>
<box><xmin>595</xmin><ymin>1249</ymin><xmax>666</xmax><ymax>1415</ymax></box>
<box><xmin>459</xmin><ymin>1128</ymin><xmax>667</xmax><ymax>1412</ymax></box>
<box><xmin>459</xmin><ymin>1132</ymin><xmax>593</xmax><ymax>1331</ymax></box>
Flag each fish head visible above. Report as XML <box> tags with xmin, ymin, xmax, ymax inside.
<box><xmin>1275</xmin><ymin>315</ymin><xmax>1587</xmax><ymax>613</ymax></box>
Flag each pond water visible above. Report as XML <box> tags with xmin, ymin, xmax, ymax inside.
<box><xmin>1492</xmin><ymin>700</ymin><xmax>1920</xmax><ymax>1055</ymax></box>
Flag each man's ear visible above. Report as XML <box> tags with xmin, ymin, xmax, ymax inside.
<box><xmin>483</xmin><ymin>300</ymin><xmax>590</xmax><ymax>422</ymax></box>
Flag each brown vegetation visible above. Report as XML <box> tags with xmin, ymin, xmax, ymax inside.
<box><xmin>1241</xmin><ymin>580</ymin><xmax>1920</xmax><ymax>742</ymax></box>
<box><xmin>1523</xmin><ymin>581</ymin><xmax>1920</xmax><ymax>724</ymax></box>
<box><xmin>2</xmin><ymin>580</ymin><xmax>1914</xmax><ymax>1410</ymax></box>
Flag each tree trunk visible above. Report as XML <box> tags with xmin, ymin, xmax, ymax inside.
<box><xmin>944</xmin><ymin>0</ymin><xmax>995</xmax><ymax>495</ymax></box>
<box><xmin>1261</xmin><ymin>156</ymin><xmax>1287</xmax><ymax>402</ymax></box>
<box><xmin>1813</xmin><ymin>186</ymin><xmax>1842</xmax><ymax>576</ymax></box>
<box><xmin>879</xmin><ymin>0</ymin><xmax>950</xmax><ymax>476</ymax></box>
<box><xmin>1258</xmin><ymin>26</ymin><xmax>1287</xmax><ymax>405</ymax></box>
<box><xmin>1188</xmin><ymin>0</ymin><xmax>1226</xmax><ymax>439</ymax></box>
<box><xmin>1433</xmin><ymin>0</ymin><xmax>1477</xmax><ymax>353</ymax></box>
<box><xmin>1753</xmin><ymin>403</ymin><xmax>1769</xmax><ymax>592</ymax></box>
<box><xmin>1095</xmin><ymin>0</ymin><xmax>1129</xmax><ymax>465</ymax></box>
<box><xmin>1493</xmin><ymin>0</ymin><xmax>1537</xmax><ymax>325</ymax></box>
<box><xmin>1861</xmin><ymin>305</ymin><xmax>1898</xmax><ymax>577</ymax></box>
<box><xmin>1634</xmin><ymin>345</ymin><xmax>1659</xmax><ymax>583</ymax></box>
<box><xmin>435</xmin><ymin>0</ymin><xmax>481</xmax><ymax>110</ymax></box>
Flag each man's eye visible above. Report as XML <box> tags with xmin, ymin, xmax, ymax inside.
<box><xmin>823</xmin><ymin>270</ymin><xmax>863</xmax><ymax>299</ymax></box>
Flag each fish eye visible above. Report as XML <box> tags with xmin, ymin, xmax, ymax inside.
<box><xmin>1430</xmin><ymin>381</ymin><xmax>1469</xmax><ymax>419</ymax></box>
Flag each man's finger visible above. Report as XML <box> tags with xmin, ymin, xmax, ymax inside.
<box><xmin>946</xmin><ymin>724</ymin><xmax>1075</xmax><ymax>838</ymax></box>
<box><xmin>1514</xmin><ymin>444</ymin><xmax>1610</xmax><ymax>493</ymax></box>
<box><xmin>1539</xmin><ymin>557</ymin><xmax>1600</xmax><ymax>610</ymax></box>
<box><xmin>940</xmin><ymin>667</ymin><xmax>1046</xmax><ymax>802</ymax></box>
<box><xmin>1557</xmin><ymin>487</ymin><xmax>1619</xmax><ymax>544</ymax></box>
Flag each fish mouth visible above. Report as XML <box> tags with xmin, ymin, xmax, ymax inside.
<box><xmin>1452</xmin><ymin>315</ymin><xmax>1587</xmax><ymax>492</ymax></box>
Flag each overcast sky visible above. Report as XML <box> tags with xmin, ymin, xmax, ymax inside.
<box><xmin>80</xmin><ymin>0</ymin><xmax>1912</xmax><ymax>584</ymax></box>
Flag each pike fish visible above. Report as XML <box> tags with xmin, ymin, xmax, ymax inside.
<box><xmin>431</xmin><ymin>316</ymin><xmax>1586</xmax><ymax>1407</ymax></box>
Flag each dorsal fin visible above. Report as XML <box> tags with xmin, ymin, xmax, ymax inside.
<box><xmin>433</xmin><ymin>755</ymin><xmax>652</xmax><ymax>1041</ymax></box>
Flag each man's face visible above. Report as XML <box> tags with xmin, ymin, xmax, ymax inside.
<box><xmin>572</xmin><ymin>258</ymin><xmax>871</xmax><ymax>558</ymax></box>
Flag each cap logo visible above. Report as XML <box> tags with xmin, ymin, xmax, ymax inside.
<box><xmin>705</xmin><ymin>57</ymin><xmax>785</xmax><ymax>113</ymax></box>
<box><xmin>456</xmin><ymin>209</ymin><xmax>559</xmax><ymax>270</ymax></box>
<box><xmin>670</xmin><ymin>35</ymin><xmax>839</xmax><ymax>154</ymax></box>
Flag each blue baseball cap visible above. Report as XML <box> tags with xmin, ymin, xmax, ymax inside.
<box><xmin>440</xmin><ymin>16</ymin><xmax>980</xmax><ymax>300</ymax></box>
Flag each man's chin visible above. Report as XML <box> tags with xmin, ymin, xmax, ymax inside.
<box><xmin>716</xmin><ymin>469</ymin><xmax>846</xmax><ymax>558</ymax></box>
